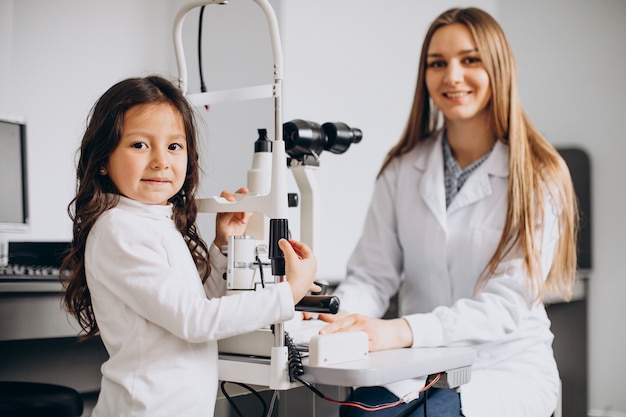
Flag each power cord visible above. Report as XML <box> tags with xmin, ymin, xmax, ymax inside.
<box><xmin>265</xmin><ymin>390</ymin><xmax>278</xmax><ymax>417</ymax></box>
<box><xmin>197</xmin><ymin>6</ymin><xmax>209</xmax><ymax>111</ymax></box>
<box><xmin>284</xmin><ymin>331</ymin><xmax>304</xmax><ymax>382</ymax></box>
<box><xmin>255</xmin><ymin>255</ymin><xmax>266</xmax><ymax>288</ymax></box>
<box><xmin>220</xmin><ymin>381</ymin><xmax>268</xmax><ymax>417</ymax></box>
<box><xmin>222</xmin><ymin>328</ymin><xmax>441</xmax><ymax>416</ymax></box>
<box><xmin>282</xmin><ymin>328</ymin><xmax>441</xmax><ymax>414</ymax></box>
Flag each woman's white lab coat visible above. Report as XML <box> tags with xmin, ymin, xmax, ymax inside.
<box><xmin>332</xmin><ymin>130</ymin><xmax>560</xmax><ymax>417</ymax></box>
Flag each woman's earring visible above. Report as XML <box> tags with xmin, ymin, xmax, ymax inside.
<box><xmin>99</xmin><ymin>167</ymin><xmax>107</xmax><ymax>175</ymax></box>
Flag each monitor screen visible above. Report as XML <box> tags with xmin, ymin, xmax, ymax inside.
<box><xmin>0</xmin><ymin>117</ymin><xmax>29</xmax><ymax>232</ymax></box>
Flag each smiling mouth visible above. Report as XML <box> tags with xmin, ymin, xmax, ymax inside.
<box><xmin>444</xmin><ymin>92</ymin><xmax>470</xmax><ymax>98</ymax></box>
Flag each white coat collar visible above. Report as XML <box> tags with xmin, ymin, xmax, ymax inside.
<box><xmin>114</xmin><ymin>195</ymin><xmax>174</xmax><ymax>221</ymax></box>
<box><xmin>413</xmin><ymin>129</ymin><xmax>510</xmax><ymax>228</ymax></box>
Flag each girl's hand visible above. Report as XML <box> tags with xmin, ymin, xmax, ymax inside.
<box><xmin>214</xmin><ymin>188</ymin><xmax>252</xmax><ymax>249</ymax></box>
<box><xmin>319</xmin><ymin>313</ymin><xmax>414</xmax><ymax>352</ymax></box>
<box><xmin>279</xmin><ymin>239</ymin><xmax>318</xmax><ymax>304</ymax></box>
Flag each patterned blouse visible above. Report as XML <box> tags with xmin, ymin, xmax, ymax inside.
<box><xmin>443</xmin><ymin>131</ymin><xmax>493</xmax><ymax>208</ymax></box>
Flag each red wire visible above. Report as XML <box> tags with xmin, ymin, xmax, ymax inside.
<box><xmin>317</xmin><ymin>373</ymin><xmax>442</xmax><ymax>411</ymax></box>
<box><xmin>420</xmin><ymin>373</ymin><xmax>442</xmax><ymax>392</ymax></box>
<box><xmin>325</xmin><ymin>397</ymin><xmax>403</xmax><ymax>411</ymax></box>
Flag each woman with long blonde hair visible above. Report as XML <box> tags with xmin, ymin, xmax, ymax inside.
<box><xmin>317</xmin><ymin>7</ymin><xmax>578</xmax><ymax>417</ymax></box>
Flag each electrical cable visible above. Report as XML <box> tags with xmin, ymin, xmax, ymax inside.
<box><xmin>256</xmin><ymin>255</ymin><xmax>265</xmax><ymax>288</ymax></box>
<box><xmin>220</xmin><ymin>380</ymin><xmax>268</xmax><ymax>417</ymax></box>
<box><xmin>197</xmin><ymin>6</ymin><xmax>209</xmax><ymax>111</ymax></box>
<box><xmin>221</xmin><ymin>325</ymin><xmax>443</xmax><ymax>416</ymax></box>
<box><xmin>282</xmin><ymin>326</ymin><xmax>443</xmax><ymax>414</ymax></box>
<box><xmin>284</xmin><ymin>332</ymin><xmax>304</xmax><ymax>382</ymax></box>
<box><xmin>265</xmin><ymin>390</ymin><xmax>278</xmax><ymax>417</ymax></box>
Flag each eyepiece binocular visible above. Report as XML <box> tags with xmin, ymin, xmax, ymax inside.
<box><xmin>283</xmin><ymin>119</ymin><xmax>362</xmax><ymax>161</ymax></box>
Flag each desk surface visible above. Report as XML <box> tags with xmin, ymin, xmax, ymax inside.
<box><xmin>0</xmin><ymin>280</ymin><xmax>63</xmax><ymax>293</ymax></box>
<box><xmin>0</xmin><ymin>289</ymin><xmax>79</xmax><ymax>341</ymax></box>
<box><xmin>219</xmin><ymin>346</ymin><xmax>475</xmax><ymax>389</ymax></box>
<box><xmin>301</xmin><ymin>346</ymin><xmax>475</xmax><ymax>387</ymax></box>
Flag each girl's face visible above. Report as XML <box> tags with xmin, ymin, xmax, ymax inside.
<box><xmin>105</xmin><ymin>103</ymin><xmax>188</xmax><ymax>206</ymax></box>
<box><xmin>425</xmin><ymin>23</ymin><xmax>492</xmax><ymax>126</ymax></box>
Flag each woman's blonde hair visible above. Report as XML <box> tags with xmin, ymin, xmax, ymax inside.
<box><xmin>379</xmin><ymin>8</ymin><xmax>578</xmax><ymax>300</ymax></box>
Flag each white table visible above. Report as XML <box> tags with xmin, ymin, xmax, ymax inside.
<box><xmin>218</xmin><ymin>345</ymin><xmax>475</xmax><ymax>417</ymax></box>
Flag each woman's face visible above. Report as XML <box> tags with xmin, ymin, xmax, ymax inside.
<box><xmin>105</xmin><ymin>103</ymin><xmax>188</xmax><ymax>205</ymax></box>
<box><xmin>425</xmin><ymin>23</ymin><xmax>492</xmax><ymax>126</ymax></box>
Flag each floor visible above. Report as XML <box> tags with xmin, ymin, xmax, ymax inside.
<box><xmin>80</xmin><ymin>385</ymin><xmax>346</xmax><ymax>417</ymax></box>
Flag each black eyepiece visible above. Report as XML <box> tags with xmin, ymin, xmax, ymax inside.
<box><xmin>283</xmin><ymin>119</ymin><xmax>362</xmax><ymax>161</ymax></box>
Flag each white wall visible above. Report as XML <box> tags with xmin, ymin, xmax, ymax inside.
<box><xmin>169</xmin><ymin>0</ymin><xmax>281</xmax><ymax>243</ymax></box>
<box><xmin>499</xmin><ymin>1</ymin><xmax>626</xmax><ymax>414</ymax></box>
<box><xmin>279</xmin><ymin>0</ymin><xmax>498</xmax><ymax>279</ymax></box>
<box><xmin>0</xmin><ymin>1</ymin><xmax>13</xmax><ymax>112</ymax></box>
<box><xmin>1</xmin><ymin>0</ymin><xmax>624</xmax><ymax>414</ymax></box>
<box><xmin>0</xmin><ymin>0</ymin><xmax>178</xmax><ymax>242</ymax></box>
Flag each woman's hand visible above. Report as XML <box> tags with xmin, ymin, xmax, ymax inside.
<box><xmin>213</xmin><ymin>188</ymin><xmax>252</xmax><ymax>249</ymax></box>
<box><xmin>279</xmin><ymin>239</ymin><xmax>319</xmax><ymax>304</ymax></box>
<box><xmin>319</xmin><ymin>313</ymin><xmax>414</xmax><ymax>352</ymax></box>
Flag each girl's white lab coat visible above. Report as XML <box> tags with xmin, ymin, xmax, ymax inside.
<box><xmin>86</xmin><ymin>197</ymin><xmax>295</xmax><ymax>417</ymax></box>
<box><xmin>333</xmin><ymin>130</ymin><xmax>560</xmax><ymax>417</ymax></box>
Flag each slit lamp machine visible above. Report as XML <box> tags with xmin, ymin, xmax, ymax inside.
<box><xmin>173</xmin><ymin>0</ymin><xmax>363</xmax><ymax>389</ymax></box>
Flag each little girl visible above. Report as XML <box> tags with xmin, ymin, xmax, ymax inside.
<box><xmin>61</xmin><ymin>75</ymin><xmax>317</xmax><ymax>416</ymax></box>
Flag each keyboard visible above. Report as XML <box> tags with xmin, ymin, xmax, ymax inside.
<box><xmin>0</xmin><ymin>264</ymin><xmax>62</xmax><ymax>281</ymax></box>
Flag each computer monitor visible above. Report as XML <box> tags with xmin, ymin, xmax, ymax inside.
<box><xmin>0</xmin><ymin>116</ymin><xmax>29</xmax><ymax>265</ymax></box>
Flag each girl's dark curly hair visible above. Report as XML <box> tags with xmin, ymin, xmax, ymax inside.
<box><xmin>61</xmin><ymin>75</ymin><xmax>210</xmax><ymax>338</ymax></box>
